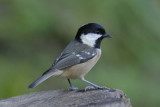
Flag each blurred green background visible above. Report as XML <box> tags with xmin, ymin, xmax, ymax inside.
<box><xmin>0</xmin><ymin>0</ymin><xmax>160</xmax><ymax>106</ymax></box>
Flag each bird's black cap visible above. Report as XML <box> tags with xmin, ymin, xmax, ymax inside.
<box><xmin>75</xmin><ymin>23</ymin><xmax>111</xmax><ymax>40</ymax></box>
<box><xmin>75</xmin><ymin>23</ymin><xmax>105</xmax><ymax>40</ymax></box>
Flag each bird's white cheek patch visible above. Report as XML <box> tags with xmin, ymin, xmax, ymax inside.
<box><xmin>80</xmin><ymin>33</ymin><xmax>102</xmax><ymax>47</ymax></box>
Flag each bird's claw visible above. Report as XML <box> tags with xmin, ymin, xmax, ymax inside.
<box><xmin>85</xmin><ymin>86</ymin><xmax>95</xmax><ymax>91</ymax></box>
<box><xmin>85</xmin><ymin>86</ymin><xmax>107</xmax><ymax>91</ymax></box>
<box><xmin>68</xmin><ymin>86</ymin><xmax>78</xmax><ymax>91</ymax></box>
<box><xmin>96</xmin><ymin>86</ymin><xmax>107</xmax><ymax>89</ymax></box>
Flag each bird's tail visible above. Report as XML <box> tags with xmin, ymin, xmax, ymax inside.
<box><xmin>28</xmin><ymin>69</ymin><xmax>63</xmax><ymax>88</ymax></box>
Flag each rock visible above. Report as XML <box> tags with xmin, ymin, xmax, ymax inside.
<box><xmin>0</xmin><ymin>89</ymin><xmax>131</xmax><ymax>107</ymax></box>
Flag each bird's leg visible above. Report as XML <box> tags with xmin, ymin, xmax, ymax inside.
<box><xmin>67</xmin><ymin>79</ymin><xmax>78</xmax><ymax>91</ymax></box>
<box><xmin>81</xmin><ymin>78</ymin><xmax>107</xmax><ymax>91</ymax></box>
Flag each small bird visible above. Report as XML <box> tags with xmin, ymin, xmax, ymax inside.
<box><xmin>28</xmin><ymin>23</ymin><xmax>112</xmax><ymax>91</ymax></box>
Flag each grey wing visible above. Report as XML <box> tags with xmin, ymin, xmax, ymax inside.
<box><xmin>52</xmin><ymin>53</ymin><xmax>69</xmax><ymax>66</ymax></box>
<box><xmin>52</xmin><ymin>51</ymin><xmax>97</xmax><ymax>70</ymax></box>
<box><xmin>42</xmin><ymin>52</ymin><xmax>69</xmax><ymax>75</ymax></box>
<box><xmin>42</xmin><ymin>51</ymin><xmax>96</xmax><ymax>75</ymax></box>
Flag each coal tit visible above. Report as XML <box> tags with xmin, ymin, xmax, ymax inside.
<box><xmin>28</xmin><ymin>23</ymin><xmax>112</xmax><ymax>91</ymax></box>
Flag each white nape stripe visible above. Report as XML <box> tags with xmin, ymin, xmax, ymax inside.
<box><xmin>80</xmin><ymin>33</ymin><xmax>102</xmax><ymax>47</ymax></box>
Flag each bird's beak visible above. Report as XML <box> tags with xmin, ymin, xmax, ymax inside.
<box><xmin>103</xmin><ymin>33</ymin><xmax>112</xmax><ymax>38</ymax></box>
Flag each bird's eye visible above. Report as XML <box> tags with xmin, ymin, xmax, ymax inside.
<box><xmin>95</xmin><ymin>31</ymin><xmax>100</xmax><ymax>34</ymax></box>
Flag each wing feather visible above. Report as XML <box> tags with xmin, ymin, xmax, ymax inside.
<box><xmin>53</xmin><ymin>51</ymin><xmax>96</xmax><ymax>70</ymax></box>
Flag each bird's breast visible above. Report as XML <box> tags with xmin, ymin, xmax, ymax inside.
<box><xmin>61</xmin><ymin>49</ymin><xmax>101</xmax><ymax>79</ymax></box>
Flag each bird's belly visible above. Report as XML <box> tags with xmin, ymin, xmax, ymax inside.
<box><xmin>61</xmin><ymin>49</ymin><xmax>101</xmax><ymax>79</ymax></box>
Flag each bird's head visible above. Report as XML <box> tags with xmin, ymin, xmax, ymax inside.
<box><xmin>75</xmin><ymin>23</ymin><xmax>112</xmax><ymax>48</ymax></box>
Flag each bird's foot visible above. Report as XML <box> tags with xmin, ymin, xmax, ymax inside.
<box><xmin>84</xmin><ymin>86</ymin><xmax>95</xmax><ymax>91</ymax></box>
<box><xmin>68</xmin><ymin>86</ymin><xmax>78</xmax><ymax>91</ymax></box>
<box><xmin>96</xmin><ymin>86</ymin><xmax>107</xmax><ymax>89</ymax></box>
<box><xmin>84</xmin><ymin>86</ymin><xmax>107</xmax><ymax>91</ymax></box>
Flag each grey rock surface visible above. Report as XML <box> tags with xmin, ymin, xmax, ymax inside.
<box><xmin>0</xmin><ymin>89</ymin><xmax>131</xmax><ymax>107</ymax></box>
